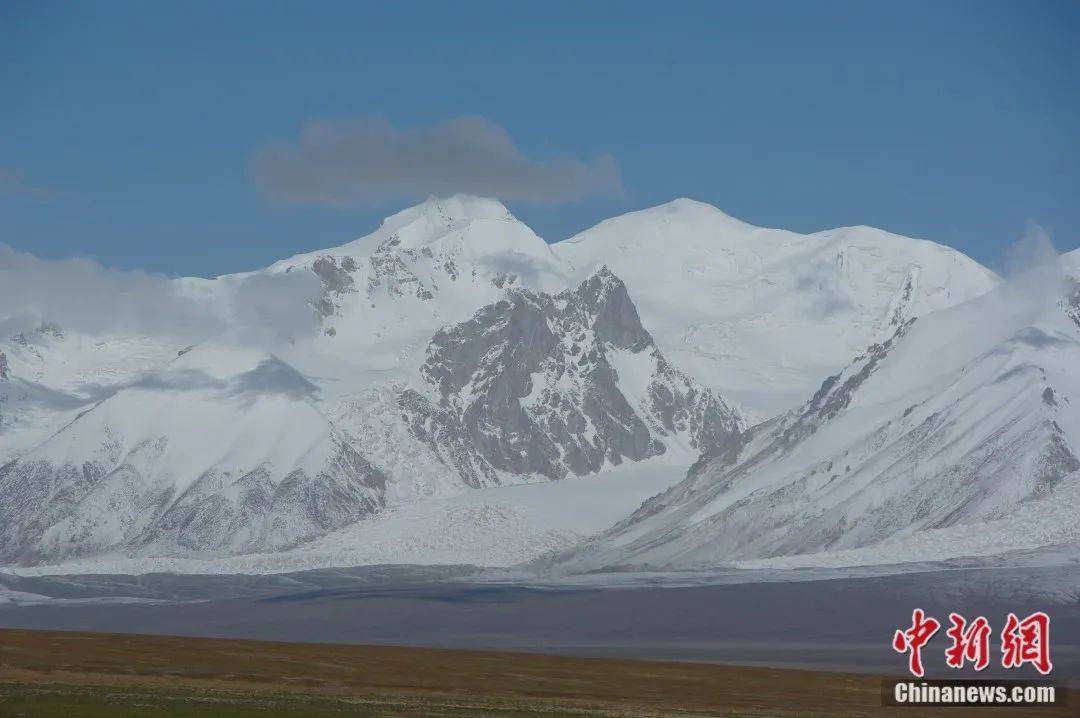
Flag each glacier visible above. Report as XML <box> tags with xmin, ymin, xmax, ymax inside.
<box><xmin>3</xmin><ymin>194</ymin><xmax>1040</xmax><ymax>575</ymax></box>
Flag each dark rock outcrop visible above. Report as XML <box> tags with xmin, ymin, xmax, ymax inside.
<box><xmin>402</xmin><ymin>267</ymin><xmax>743</xmax><ymax>481</ymax></box>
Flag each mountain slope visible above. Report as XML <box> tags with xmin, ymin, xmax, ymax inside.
<box><xmin>0</xmin><ymin>195</ymin><xmax>1006</xmax><ymax>570</ymax></box>
<box><xmin>400</xmin><ymin>266</ymin><xmax>743</xmax><ymax>484</ymax></box>
<box><xmin>0</xmin><ymin>264</ymin><xmax>738</xmax><ymax>565</ymax></box>
<box><xmin>266</xmin><ymin>194</ymin><xmax>570</xmax><ymax>357</ymax></box>
<box><xmin>0</xmin><ymin>196</ymin><xmax>567</xmax><ymax>492</ymax></box>
<box><xmin>0</xmin><ymin>327</ymin><xmax>188</xmax><ymax>467</ymax></box>
<box><xmin>557</xmin><ymin>251</ymin><xmax>1080</xmax><ymax>571</ymax></box>
<box><xmin>0</xmin><ymin>346</ymin><xmax>388</xmax><ymax>564</ymax></box>
<box><xmin>553</xmin><ymin>199</ymin><xmax>999</xmax><ymax>419</ymax></box>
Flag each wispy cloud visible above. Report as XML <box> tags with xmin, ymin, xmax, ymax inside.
<box><xmin>0</xmin><ymin>245</ymin><xmax>322</xmax><ymax>344</ymax></box>
<box><xmin>252</xmin><ymin>116</ymin><xmax>623</xmax><ymax>207</ymax></box>
<box><xmin>793</xmin><ymin>257</ymin><xmax>854</xmax><ymax>318</ymax></box>
<box><xmin>1000</xmin><ymin>220</ymin><xmax>1059</xmax><ymax>278</ymax></box>
<box><xmin>986</xmin><ymin>222</ymin><xmax>1071</xmax><ymax>323</ymax></box>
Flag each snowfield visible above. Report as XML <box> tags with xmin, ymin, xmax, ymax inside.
<box><xmin>734</xmin><ymin>475</ymin><xmax>1080</xmax><ymax>570</ymax></box>
<box><xmin>555</xmin><ymin>249</ymin><xmax>1080</xmax><ymax>573</ymax></box>
<box><xmin>557</xmin><ymin>198</ymin><xmax>998</xmax><ymax>421</ymax></box>
<box><xmin>4</xmin><ymin>193</ymin><xmax>1066</xmax><ymax>579</ymax></box>
<box><xmin>6</xmin><ymin>458</ymin><xmax>689</xmax><ymax>575</ymax></box>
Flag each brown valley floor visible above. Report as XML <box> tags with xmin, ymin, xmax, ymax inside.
<box><xmin>0</xmin><ymin>629</ymin><xmax>1075</xmax><ymax>717</ymax></box>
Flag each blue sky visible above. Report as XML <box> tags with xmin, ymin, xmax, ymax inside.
<box><xmin>2</xmin><ymin>0</ymin><xmax>1077</xmax><ymax>277</ymax></box>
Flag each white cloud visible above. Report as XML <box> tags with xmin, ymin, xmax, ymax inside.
<box><xmin>0</xmin><ymin>245</ymin><xmax>322</xmax><ymax>344</ymax></box>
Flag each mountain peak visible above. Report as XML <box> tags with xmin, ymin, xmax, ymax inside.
<box><xmin>381</xmin><ymin>194</ymin><xmax>516</xmax><ymax>234</ymax></box>
<box><xmin>653</xmin><ymin>197</ymin><xmax>747</xmax><ymax>222</ymax></box>
<box><xmin>561</xmin><ymin>198</ymin><xmax>754</xmax><ymax>247</ymax></box>
<box><xmin>264</xmin><ymin>195</ymin><xmax>541</xmax><ymax>275</ymax></box>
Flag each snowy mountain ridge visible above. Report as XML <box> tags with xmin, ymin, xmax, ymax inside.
<box><xmin>400</xmin><ymin>265</ymin><xmax>742</xmax><ymax>484</ymax></box>
<box><xmin>554</xmin><ymin>250</ymin><xmax>1080</xmax><ymax>572</ymax></box>
<box><xmin>0</xmin><ymin>263</ymin><xmax>736</xmax><ymax>564</ymax></box>
<box><xmin>0</xmin><ymin>195</ymin><xmax>1015</xmax><ymax>571</ymax></box>
<box><xmin>556</xmin><ymin>198</ymin><xmax>999</xmax><ymax>419</ymax></box>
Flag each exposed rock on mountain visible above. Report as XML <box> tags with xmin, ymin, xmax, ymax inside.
<box><xmin>557</xmin><ymin>252</ymin><xmax>1080</xmax><ymax>571</ymax></box>
<box><xmin>556</xmin><ymin>199</ymin><xmax>999</xmax><ymax>419</ymax></box>
<box><xmin>0</xmin><ymin>349</ymin><xmax>387</xmax><ymax>564</ymax></box>
<box><xmin>402</xmin><ymin>267</ymin><xmax>744</xmax><ymax>482</ymax></box>
<box><xmin>0</xmin><ymin>195</ymin><xmax>1020</xmax><ymax>571</ymax></box>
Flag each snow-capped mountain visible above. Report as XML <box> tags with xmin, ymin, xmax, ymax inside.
<box><xmin>0</xmin><ymin>265</ymin><xmax>741</xmax><ymax>564</ymax></box>
<box><xmin>556</xmin><ymin>199</ymin><xmax>999</xmax><ymax>420</ymax></box>
<box><xmin>400</xmin><ymin>266</ymin><xmax>742</xmax><ymax>484</ymax></box>
<box><xmin>0</xmin><ymin>345</ymin><xmax>388</xmax><ymax>564</ymax></box>
<box><xmin>0</xmin><ymin>326</ymin><xmax>190</xmax><ymax>468</ymax></box>
<box><xmin>557</xmin><ymin>250</ymin><xmax>1080</xmax><ymax>572</ymax></box>
<box><xmin>265</xmin><ymin>194</ymin><xmax>570</xmax><ymax>347</ymax></box>
<box><xmin>0</xmin><ymin>194</ymin><xmax>1010</xmax><ymax>569</ymax></box>
<box><xmin>0</xmin><ymin>197</ymin><xmax>565</xmax><ymax>468</ymax></box>
<box><xmin>230</xmin><ymin>195</ymin><xmax>999</xmax><ymax>422</ymax></box>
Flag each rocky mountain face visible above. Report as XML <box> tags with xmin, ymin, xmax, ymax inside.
<box><xmin>557</xmin><ymin>254</ymin><xmax>1080</xmax><ymax>572</ymax></box>
<box><xmin>0</xmin><ymin>195</ymin><xmax>1022</xmax><ymax>569</ymax></box>
<box><xmin>0</xmin><ymin>265</ymin><xmax>739</xmax><ymax>566</ymax></box>
<box><xmin>556</xmin><ymin>199</ymin><xmax>999</xmax><ymax>420</ymax></box>
<box><xmin>268</xmin><ymin>195</ymin><xmax>570</xmax><ymax>346</ymax></box>
<box><xmin>0</xmin><ymin>356</ymin><xmax>6</xmax><ymax>450</ymax></box>
<box><xmin>0</xmin><ymin>350</ymin><xmax>389</xmax><ymax>564</ymax></box>
<box><xmin>1065</xmin><ymin>278</ymin><xmax>1080</xmax><ymax>329</ymax></box>
<box><xmin>400</xmin><ymin>267</ymin><xmax>743</xmax><ymax>483</ymax></box>
<box><xmin>0</xmin><ymin>433</ymin><xmax>388</xmax><ymax>565</ymax></box>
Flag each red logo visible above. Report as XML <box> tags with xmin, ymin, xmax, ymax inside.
<box><xmin>893</xmin><ymin>609</ymin><xmax>1052</xmax><ymax>676</ymax></box>
<box><xmin>893</xmin><ymin>608</ymin><xmax>941</xmax><ymax>677</ymax></box>
<box><xmin>944</xmin><ymin>613</ymin><xmax>991</xmax><ymax>671</ymax></box>
<box><xmin>1001</xmin><ymin>611</ymin><xmax>1052</xmax><ymax>675</ymax></box>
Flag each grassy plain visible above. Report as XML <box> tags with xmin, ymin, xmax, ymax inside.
<box><xmin>0</xmin><ymin>629</ymin><xmax>1072</xmax><ymax>716</ymax></box>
